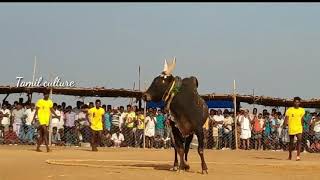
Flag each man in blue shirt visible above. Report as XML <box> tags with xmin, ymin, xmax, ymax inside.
<box><xmin>102</xmin><ymin>105</ymin><xmax>112</xmax><ymax>132</ymax></box>
<box><xmin>302</xmin><ymin>110</ymin><xmax>312</xmax><ymax>152</ymax></box>
<box><xmin>155</xmin><ymin>109</ymin><xmax>165</xmax><ymax>145</ymax></box>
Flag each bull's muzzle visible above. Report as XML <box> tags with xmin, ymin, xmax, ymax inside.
<box><xmin>142</xmin><ymin>93</ymin><xmax>151</xmax><ymax>101</ymax></box>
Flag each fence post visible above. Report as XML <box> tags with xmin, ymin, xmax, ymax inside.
<box><xmin>233</xmin><ymin>80</ymin><xmax>238</xmax><ymax>150</ymax></box>
<box><xmin>143</xmin><ymin>100</ymin><xmax>146</xmax><ymax>149</ymax></box>
<box><xmin>49</xmin><ymin>88</ymin><xmax>53</xmax><ymax>146</ymax></box>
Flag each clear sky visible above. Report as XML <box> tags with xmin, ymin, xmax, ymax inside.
<box><xmin>0</xmin><ymin>3</ymin><xmax>319</xmax><ymax>111</ymax></box>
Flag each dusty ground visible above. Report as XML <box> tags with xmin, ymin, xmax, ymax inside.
<box><xmin>0</xmin><ymin>145</ymin><xmax>319</xmax><ymax>180</ymax></box>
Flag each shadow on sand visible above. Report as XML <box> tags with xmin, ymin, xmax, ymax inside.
<box><xmin>119</xmin><ymin>163</ymin><xmax>201</xmax><ymax>174</ymax></box>
<box><xmin>253</xmin><ymin>156</ymin><xmax>283</xmax><ymax>161</ymax></box>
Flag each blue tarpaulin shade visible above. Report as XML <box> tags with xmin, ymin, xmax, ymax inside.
<box><xmin>146</xmin><ymin>100</ymin><xmax>233</xmax><ymax>109</ymax></box>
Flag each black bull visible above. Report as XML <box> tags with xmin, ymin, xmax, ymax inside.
<box><xmin>142</xmin><ymin>75</ymin><xmax>209</xmax><ymax>174</ymax></box>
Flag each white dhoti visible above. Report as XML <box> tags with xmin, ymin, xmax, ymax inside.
<box><xmin>240</xmin><ymin>129</ymin><xmax>251</xmax><ymax>139</ymax></box>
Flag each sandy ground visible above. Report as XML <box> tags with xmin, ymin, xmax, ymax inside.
<box><xmin>0</xmin><ymin>145</ymin><xmax>319</xmax><ymax>180</ymax></box>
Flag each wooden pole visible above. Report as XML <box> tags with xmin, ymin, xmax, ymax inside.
<box><xmin>233</xmin><ymin>80</ymin><xmax>238</xmax><ymax>150</ymax></box>
<box><xmin>253</xmin><ymin>89</ymin><xmax>255</xmax><ymax>109</ymax></box>
<box><xmin>31</xmin><ymin>56</ymin><xmax>37</xmax><ymax>102</ymax></box>
<box><xmin>130</xmin><ymin>82</ymin><xmax>135</xmax><ymax>105</ymax></box>
<box><xmin>143</xmin><ymin>82</ymin><xmax>147</xmax><ymax>149</ymax></box>
<box><xmin>138</xmin><ymin>66</ymin><xmax>142</xmax><ymax>109</ymax></box>
<box><xmin>143</xmin><ymin>100</ymin><xmax>146</xmax><ymax>149</ymax></box>
<box><xmin>32</xmin><ymin>56</ymin><xmax>37</xmax><ymax>83</ymax></box>
<box><xmin>48</xmin><ymin>74</ymin><xmax>53</xmax><ymax>146</ymax></box>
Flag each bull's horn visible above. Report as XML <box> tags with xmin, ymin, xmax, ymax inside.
<box><xmin>167</xmin><ymin>57</ymin><xmax>176</xmax><ymax>75</ymax></box>
<box><xmin>163</xmin><ymin>59</ymin><xmax>169</xmax><ymax>74</ymax></box>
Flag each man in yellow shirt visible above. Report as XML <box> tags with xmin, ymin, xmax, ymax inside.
<box><xmin>123</xmin><ymin>105</ymin><xmax>137</xmax><ymax>147</ymax></box>
<box><xmin>33</xmin><ymin>91</ymin><xmax>59</xmax><ymax>152</ymax></box>
<box><xmin>135</xmin><ymin>109</ymin><xmax>145</xmax><ymax>148</ymax></box>
<box><xmin>87</xmin><ymin>99</ymin><xmax>105</xmax><ymax>151</ymax></box>
<box><xmin>203</xmin><ymin>117</ymin><xmax>210</xmax><ymax>149</ymax></box>
<box><xmin>285</xmin><ymin>97</ymin><xmax>305</xmax><ymax>161</ymax></box>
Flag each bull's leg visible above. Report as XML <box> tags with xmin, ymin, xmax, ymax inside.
<box><xmin>170</xmin><ymin>123</ymin><xmax>179</xmax><ymax>171</ymax></box>
<box><xmin>173</xmin><ymin>147</ymin><xmax>178</xmax><ymax>171</ymax></box>
<box><xmin>183</xmin><ymin>134</ymin><xmax>194</xmax><ymax>171</ymax></box>
<box><xmin>196</xmin><ymin>128</ymin><xmax>208</xmax><ymax>174</ymax></box>
<box><xmin>171</xmin><ymin>126</ymin><xmax>188</xmax><ymax>172</ymax></box>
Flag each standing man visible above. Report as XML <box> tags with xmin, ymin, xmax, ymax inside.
<box><xmin>155</xmin><ymin>109</ymin><xmax>165</xmax><ymax>145</ymax></box>
<box><xmin>11</xmin><ymin>103</ymin><xmax>25</xmax><ymax>141</ymax></box>
<box><xmin>124</xmin><ymin>105</ymin><xmax>136</xmax><ymax>148</ymax></box>
<box><xmin>33</xmin><ymin>91</ymin><xmax>59</xmax><ymax>152</ymax></box>
<box><xmin>285</xmin><ymin>97</ymin><xmax>305</xmax><ymax>161</ymax></box>
<box><xmin>1</xmin><ymin>103</ymin><xmax>11</xmax><ymax>133</ymax></box>
<box><xmin>23</xmin><ymin>103</ymin><xmax>36</xmax><ymax>144</ymax></box>
<box><xmin>135</xmin><ymin>109</ymin><xmax>145</xmax><ymax>148</ymax></box>
<box><xmin>239</xmin><ymin>109</ymin><xmax>252</xmax><ymax>150</ymax></box>
<box><xmin>213</xmin><ymin>109</ymin><xmax>224</xmax><ymax>149</ymax></box>
<box><xmin>64</xmin><ymin>106</ymin><xmax>77</xmax><ymax>146</ymax></box>
<box><xmin>87</xmin><ymin>99</ymin><xmax>105</xmax><ymax>152</ymax></box>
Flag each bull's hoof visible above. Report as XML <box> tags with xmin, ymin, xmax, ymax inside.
<box><xmin>201</xmin><ymin>163</ymin><xmax>208</xmax><ymax>174</ymax></box>
<box><xmin>171</xmin><ymin>166</ymin><xmax>178</xmax><ymax>171</ymax></box>
<box><xmin>184</xmin><ymin>164</ymin><xmax>190</xmax><ymax>171</ymax></box>
<box><xmin>178</xmin><ymin>163</ymin><xmax>190</xmax><ymax>172</ymax></box>
<box><xmin>201</xmin><ymin>170</ymin><xmax>208</xmax><ymax>174</ymax></box>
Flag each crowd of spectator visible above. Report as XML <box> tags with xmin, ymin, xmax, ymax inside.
<box><xmin>204</xmin><ymin>108</ymin><xmax>320</xmax><ymax>153</ymax></box>
<box><xmin>0</xmin><ymin>98</ymin><xmax>172</xmax><ymax>149</ymax></box>
<box><xmin>0</xmin><ymin>98</ymin><xmax>320</xmax><ymax>153</ymax></box>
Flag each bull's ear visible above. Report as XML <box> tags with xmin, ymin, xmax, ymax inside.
<box><xmin>163</xmin><ymin>59</ymin><xmax>169</xmax><ymax>74</ymax></box>
<box><xmin>167</xmin><ymin>57</ymin><xmax>176</xmax><ymax>75</ymax></box>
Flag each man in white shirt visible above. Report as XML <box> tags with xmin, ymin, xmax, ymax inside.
<box><xmin>222</xmin><ymin>110</ymin><xmax>234</xmax><ymax>150</ymax></box>
<box><xmin>78</xmin><ymin>104</ymin><xmax>91</xmax><ymax>143</ymax></box>
<box><xmin>213</xmin><ymin>109</ymin><xmax>224</xmax><ymax>149</ymax></box>
<box><xmin>111</xmin><ymin>130</ymin><xmax>124</xmax><ymax>148</ymax></box>
<box><xmin>119</xmin><ymin>106</ymin><xmax>126</xmax><ymax>131</ymax></box>
<box><xmin>208</xmin><ymin>109</ymin><xmax>218</xmax><ymax>149</ymax></box>
<box><xmin>50</xmin><ymin>103</ymin><xmax>60</xmax><ymax>129</ymax></box>
<box><xmin>1</xmin><ymin>104</ymin><xmax>11</xmax><ymax>132</ymax></box>
<box><xmin>11</xmin><ymin>103</ymin><xmax>25</xmax><ymax>140</ymax></box>
<box><xmin>57</xmin><ymin>105</ymin><xmax>65</xmax><ymax>130</ymax></box>
<box><xmin>239</xmin><ymin>109</ymin><xmax>252</xmax><ymax>150</ymax></box>
<box><xmin>312</xmin><ymin>114</ymin><xmax>320</xmax><ymax>142</ymax></box>
<box><xmin>23</xmin><ymin>103</ymin><xmax>36</xmax><ymax>144</ymax></box>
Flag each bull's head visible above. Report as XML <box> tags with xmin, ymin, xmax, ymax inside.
<box><xmin>142</xmin><ymin>57</ymin><xmax>176</xmax><ymax>102</ymax></box>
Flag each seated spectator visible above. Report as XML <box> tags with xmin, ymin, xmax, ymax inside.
<box><xmin>101</xmin><ymin>130</ymin><xmax>113</xmax><ymax>147</ymax></box>
<box><xmin>51</xmin><ymin>127</ymin><xmax>64</xmax><ymax>146</ymax></box>
<box><xmin>0</xmin><ymin>125</ymin><xmax>4</xmax><ymax>144</ymax></box>
<box><xmin>111</xmin><ymin>130</ymin><xmax>125</xmax><ymax>148</ymax></box>
<box><xmin>312</xmin><ymin>114</ymin><xmax>320</xmax><ymax>139</ymax></box>
<box><xmin>4</xmin><ymin>125</ymin><xmax>19</xmax><ymax>145</ymax></box>
<box><xmin>310</xmin><ymin>141</ymin><xmax>320</xmax><ymax>153</ymax></box>
<box><xmin>58</xmin><ymin>128</ymin><xmax>65</xmax><ymax>144</ymax></box>
<box><xmin>154</xmin><ymin>134</ymin><xmax>165</xmax><ymax>149</ymax></box>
